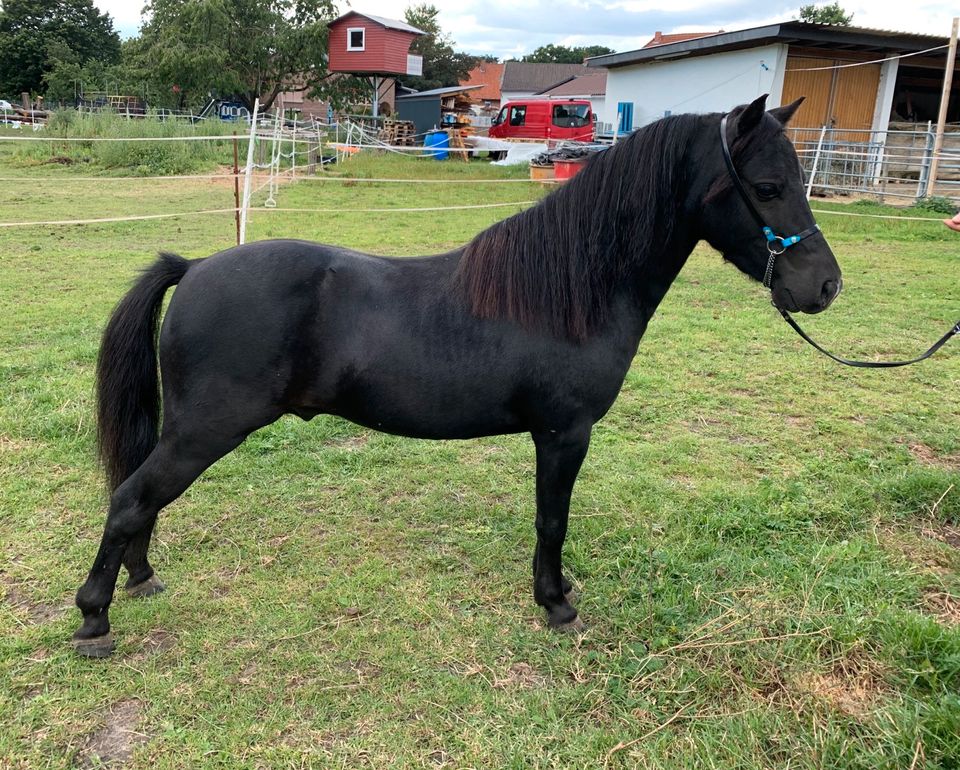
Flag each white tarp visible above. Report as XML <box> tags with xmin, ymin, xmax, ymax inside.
<box><xmin>465</xmin><ymin>135</ymin><xmax>549</xmax><ymax>165</ymax></box>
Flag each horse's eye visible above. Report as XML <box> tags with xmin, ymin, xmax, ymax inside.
<box><xmin>754</xmin><ymin>183</ymin><xmax>780</xmax><ymax>201</ymax></box>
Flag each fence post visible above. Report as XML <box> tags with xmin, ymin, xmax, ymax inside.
<box><xmin>232</xmin><ymin>132</ymin><xmax>240</xmax><ymax>246</ymax></box>
<box><xmin>806</xmin><ymin>125</ymin><xmax>827</xmax><ymax>199</ymax></box>
<box><xmin>927</xmin><ymin>16</ymin><xmax>959</xmax><ymax>198</ymax></box>
<box><xmin>917</xmin><ymin>121</ymin><xmax>935</xmax><ymax>200</ymax></box>
<box><xmin>239</xmin><ymin>98</ymin><xmax>259</xmax><ymax>245</ymax></box>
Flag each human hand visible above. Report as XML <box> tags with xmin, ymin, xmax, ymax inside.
<box><xmin>944</xmin><ymin>212</ymin><xmax>960</xmax><ymax>232</ymax></box>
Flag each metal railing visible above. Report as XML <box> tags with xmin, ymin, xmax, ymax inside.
<box><xmin>787</xmin><ymin>123</ymin><xmax>960</xmax><ymax>202</ymax></box>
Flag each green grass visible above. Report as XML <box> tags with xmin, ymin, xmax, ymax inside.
<box><xmin>1</xmin><ymin>151</ymin><xmax>958</xmax><ymax>769</ymax></box>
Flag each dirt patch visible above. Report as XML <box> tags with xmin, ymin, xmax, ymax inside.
<box><xmin>230</xmin><ymin>659</ymin><xmax>260</xmax><ymax>686</ymax></box>
<box><xmin>492</xmin><ymin>662</ymin><xmax>545</xmax><ymax>689</ymax></box>
<box><xmin>935</xmin><ymin>525</ymin><xmax>960</xmax><ymax>549</ymax></box>
<box><xmin>794</xmin><ymin>651</ymin><xmax>887</xmax><ymax>718</ymax></box>
<box><xmin>0</xmin><ymin>574</ymin><xmax>64</xmax><ymax>624</ymax></box>
<box><xmin>80</xmin><ymin>699</ymin><xmax>147</xmax><ymax>767</ymax></box>
<box><xmin>326</xmin><ymin>434</ymin><xmax>369</xmax><ymax>452</ymax></box>
<box><xmin>129</xmin><ymin>628</ymin><xmax>177</xmax><ymax>660</ymax></box>
<box><xmin>682</xmin><ymin>416</ymin><xmax>722</xmax><ymax>432</ymax></box>
<box><xmin>922</xmin><ymin>589</ymin><xmax>960</xmax><ymax>626</ymax></box>
<box><xmin>920</xmin><ymin>521</ymin><xmax>960</xmax><ymax>550</ymax></box>
<box><xmin>906</xmin><ymin>442</ymin><xmax>960</xmax><ymax>471</ymax></box>
<box><xmin>0</xmin><ymin>435</ymin><xmax>42</xmax><ymax>453</ymax></box>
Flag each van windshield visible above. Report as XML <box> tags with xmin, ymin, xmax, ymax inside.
<box><xmin>552</xmin><ymin>104</ymin><xmax>591</xmax><ymax>128</ymax></box>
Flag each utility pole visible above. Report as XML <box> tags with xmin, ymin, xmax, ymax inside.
<box><xmin>926</xmin><ymin>16</ymin><xmax>958</xmax><ymax>197</ymax></box>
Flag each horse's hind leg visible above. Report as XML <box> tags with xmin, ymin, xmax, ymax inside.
<box><xmin>122</xmin><ymin>516</ymin><xmax>165</xmax><ymax>598</ymax></box>
<box><xmin>531</xmin><ymin>425</ymin><xmax>591</xmax><ymax>631</ymax></box>
<box><xmin>73</xmin><ymin>414</ymin><xmax>274</xmax><ymax>657</ymax></box>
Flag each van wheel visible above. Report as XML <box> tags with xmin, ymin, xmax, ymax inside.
<box><xmin>490</xmin><ymin>151</ymin><xmax>507</xmax><ymax>161</ymax></box>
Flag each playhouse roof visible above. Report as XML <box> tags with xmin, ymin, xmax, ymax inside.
<box><xmin>330</xmin><ymin>11</ymin><xmax>426</xmax><ymax>36</ymax></box>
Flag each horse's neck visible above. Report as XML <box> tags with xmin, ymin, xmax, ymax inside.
<box><xmin>619</xmin><ymin>209</ymin><xmax>700</xmax><ymax>333</ymax></box>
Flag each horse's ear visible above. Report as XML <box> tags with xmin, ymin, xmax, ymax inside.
<box><xmin>736</xmin><ymin>94</ymin><xmax>768</xmax><ymax>136</ymax></box>
<box><xmin>770</xmin><ymin>97</ymin><xmax>805</xmax><ymax>126</ymax></box>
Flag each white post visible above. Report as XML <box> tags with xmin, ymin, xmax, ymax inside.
<box><xmin>239</xmin><ymin>98</ymin><xmax>260</xmax><ymax>245</ymax></box>
<box><xmin>806</xmin><ymin>125</ymin><xmax>828</xmax><ymax>199</ymax></box>
<box><xmin>291</xmin><ymin>121</ymin><xmax>297</xmax><ymax>179</ymax></box>
<box><xmin>317</xmin><ymin>126</ymin><xmax>323</xmax><ymax>173</ymax></box>
<box><xmin>265</xmin><ymin>104</ymin><xmax>282</xmax><ymax>208</ymax></box>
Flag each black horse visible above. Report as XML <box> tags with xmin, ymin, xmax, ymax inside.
<box><xmin>73</xmin><ymin>95</ymin><xmax>841</xmax><ymax>656</ymax></box>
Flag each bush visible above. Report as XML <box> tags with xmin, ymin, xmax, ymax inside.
<box><xmin>13</xmin><ymin>109</ymin><xmax>235</xmax><ymax>174</ymax></box>
<box><xmin>912</xmin><ymin>195</ymin><xmax>958</xmax><ymax>215</ymax></box>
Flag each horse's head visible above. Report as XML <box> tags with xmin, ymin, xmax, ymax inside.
<box><xmin>699</xmin><ymin>94</ymin><xmax>842</xmax><ymax>314</ymax></box>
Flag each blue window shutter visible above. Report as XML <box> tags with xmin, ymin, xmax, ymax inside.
<box><xmin>617</xmin><ymin>102</ymin><xmax>633</xmax><ymax>133</ymax></box>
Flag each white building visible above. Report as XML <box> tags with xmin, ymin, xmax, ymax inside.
<box><xmin>586</xmin><ymin>21</ymin><xmax>958</xmax><ymax>137</ymax></box>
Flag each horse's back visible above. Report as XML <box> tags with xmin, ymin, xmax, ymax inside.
<box><xmin>155</xmin><ymin>239</ymin><xmax>465</xmax><ymax>425</ymax></box>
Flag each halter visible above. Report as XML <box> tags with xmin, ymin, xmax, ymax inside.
<box><xmin>719</xmin><ymin>114</ymin><xmax>821</xmax><ymax>288</ymax></box>
<box><xmin>719</xmin><ymin>112</ymin><xmax>958</xmax><ymax>368</ymax></box>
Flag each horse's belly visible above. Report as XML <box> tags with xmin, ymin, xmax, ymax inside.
<box><xmin>322</xmin><ymin>380</ymin><xmax>526</xmax><ymax>439</ymax></box>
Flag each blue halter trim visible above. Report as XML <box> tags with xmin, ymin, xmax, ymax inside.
<box><xmin>763</xmin><ymin>225</ymin><xmax>820</xmax><ymax>252</ymax></box>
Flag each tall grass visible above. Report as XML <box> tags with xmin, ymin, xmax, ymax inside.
<box><xmin>10</xmin><ymin>109</ymin><xmax>237</xmax><ymax>175</ymax></box>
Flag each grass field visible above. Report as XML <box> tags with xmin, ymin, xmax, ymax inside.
<box><xmin>0</xmin><ymin>149</ymin><xmax>958</xmax><ymax>769</ymax></box>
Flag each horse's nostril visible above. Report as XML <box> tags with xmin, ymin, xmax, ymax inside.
<box><xmin>821</xmin><ymin>279</ymin><xmax>841</xmax><ymax>305</ymax></box>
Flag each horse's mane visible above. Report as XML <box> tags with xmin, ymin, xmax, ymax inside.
<box><xmin>454</xmin><ymin>113</ymin><xmax>703</xmax><ymax>341</ymax></box>
<box><xmin>455</xmin><ymin>105</ymin><xmax>783</xmax><ymax>341</ymax></box>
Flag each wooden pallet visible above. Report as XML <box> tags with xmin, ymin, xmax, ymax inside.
<box><xmin>378</xmin><ymin>120</ymin><xmax>416</xmax><ymax>147</ymax></box>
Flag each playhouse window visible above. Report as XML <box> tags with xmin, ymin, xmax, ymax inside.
<box><xmin>347</xmin><ymin>28</ymin><xmax>365</xmax><ymax>51</ymax></box>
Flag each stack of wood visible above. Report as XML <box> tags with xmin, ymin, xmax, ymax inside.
<box><xmin>378</xmin><ymin>120</ymin><xmax>416</xmax><ymax>147</ymax></box>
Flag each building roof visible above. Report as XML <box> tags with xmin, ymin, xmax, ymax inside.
<box><xmin>500</xmin><ymin>62</ymin><xmax>593</xmax><ymax>93</ymax></box>
<box><xmin>462</xmin><ymin>62</ymin><xmax>504</xmax><ymax>101</ymax></box>
<box><xmin>643</xmin><ymin>31</ymin><xmax>721</xmax><ymax>48</ymax></box>
<box><xmin>396</xmin><ymin>85</ymin><xmax>483</xmax><ymax>100</ymax></box>
<box><xmin>586</xmin><ymin>20</ymin><xmax>952</xmax><ymax>69</ymax></box>
<box><xmin>535</xmin><ymin>71</ymin><xmax>607</xmax><ymax>97</ymax></box>
<box><xmin>330</xmin><ymin>11</ymin><xmax>426</xmax><ymax>36</ymax></box>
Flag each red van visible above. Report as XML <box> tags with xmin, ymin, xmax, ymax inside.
<box><xmin>489</xmin><ymin>100</ymin><xmax>594</xmax><ymax>142</ymax></box>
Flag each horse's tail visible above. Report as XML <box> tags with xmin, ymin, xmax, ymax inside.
<box><xmin>97</xmin><ymin>252</ymin><xmax>194</xmax><ymax>492</ymax></box>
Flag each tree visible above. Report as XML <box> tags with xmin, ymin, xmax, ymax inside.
<box><xmin>44</xmin><ymin>38</ymin><xmax>148</xmax><ymax>104</ymax></box>
<box><xmin>799</xmin><ymin>2</ymin><xmax>853</xmax><ymax>25</ymax></box>
<box><xmin>0</xmin><ymin>0</ymin><xmax>120</xmax><ymax>97</ymax></box>
<box><xmin>401</xmin><ymin>4</ymin><xmax>474</xmax><ymax>92</ymax></box>
<box><xmin>522</xmin><ymin>44</ymin><xmax>615</xmax><ymax>64</ymax></box>
<box><xmin>138</xmin><ymin>0</ymin><xmax>336</xmax><ymax>111</ymax></box>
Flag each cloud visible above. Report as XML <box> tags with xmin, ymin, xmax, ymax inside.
<box><xmin>92</xmin><ymin>0</ymin><xmax>958</xmax><ymax>59</ymax></box>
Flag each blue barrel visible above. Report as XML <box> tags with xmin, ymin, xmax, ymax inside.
<box><xmin>424</xmin><ymin>130</ymin><xmax>449</xmax><ymax>160</ymax></box>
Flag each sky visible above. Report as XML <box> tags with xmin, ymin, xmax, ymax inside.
<box><xmin>95</xmin><ymin>1</ymin><xmax>958</xmax><ymax>60</ymax></box>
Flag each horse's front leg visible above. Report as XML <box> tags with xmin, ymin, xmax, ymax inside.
<box><xmin>531</xmin><ymin>424</ymin><xmax>591</xmax><ymax>630</ymax></box>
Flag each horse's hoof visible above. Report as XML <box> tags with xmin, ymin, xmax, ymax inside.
<box><xmin>72</xmin><ymin>632</ymin><xmax>115</xmax><ymax>658</ymax></box>
<box><xmin>564</xmin><ymin>587</ymin><xmax>576</xmax><ymax>602</ymax></box>
<box><xmin>126</xmin><ymin>574</ymin><xmax>165</xmax><ymax>599</ymax></box>
<box><xmin>553</xmin><ymin>615</ymin><xmax>587</xmax><ymax>634</ymax></box>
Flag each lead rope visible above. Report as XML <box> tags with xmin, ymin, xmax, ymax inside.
<box><xmin>719</xmin><ymin>113</ymin><xmax>958</xmax><ymax>368</ymax></box>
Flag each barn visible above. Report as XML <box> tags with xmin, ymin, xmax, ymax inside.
<box><xmin>585</xmin><ymin>20</ymin><xmax>960</xmax><ymax>138</ymax></box>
